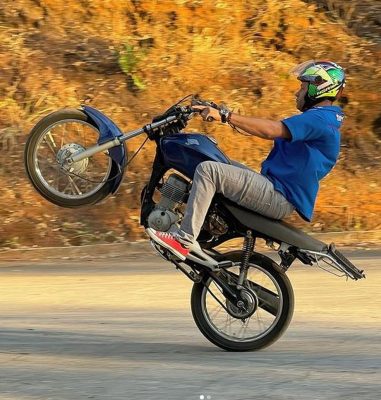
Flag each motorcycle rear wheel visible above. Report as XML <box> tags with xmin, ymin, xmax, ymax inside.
<box><xmin>191</xmin><ymin>252</ymin><xmax>294</xmax><ymax>351</ymax></box>
<box><xmin>24</xmin><ymin>109</ymin><xmax>118</xmax><ymax>208</ymax></box>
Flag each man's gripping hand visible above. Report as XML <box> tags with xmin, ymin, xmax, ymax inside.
<box><xmin>192</xmin><ymin>105</ymin><xmax>221</xmax><ymax>122</ymax></box>
<box><xmin>191</xmin><ymin>97</ymin><xmax>221</xmax><ymax>122</ymax></box>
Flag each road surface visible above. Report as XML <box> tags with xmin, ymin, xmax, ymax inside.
<box><xmin>0</xmin><ymin>250</ymin><xmax>380</xmax><ymax>400</ymax></box>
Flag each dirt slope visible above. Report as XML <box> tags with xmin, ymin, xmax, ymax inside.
<box><xmin>0</xmin><ymin>0</ymin><xmax>380</xmax><ymax>248</ymax></box>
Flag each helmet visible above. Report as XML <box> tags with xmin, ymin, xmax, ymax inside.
<box><xmin>292</xmin><ymin>60</ymin><xmax>346</xmax><ymax>110</ymax></box>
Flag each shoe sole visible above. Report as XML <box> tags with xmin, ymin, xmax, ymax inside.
<box><xmin>147</xmin><ymin>231</ymin><xmax>187</xmax><ymax>261</ymax></box>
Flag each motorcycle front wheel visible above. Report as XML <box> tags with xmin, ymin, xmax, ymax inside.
<box><xmin>24</xmin><ymin>109</ymin><xmax>119</xmax><ymax>208</ymax></box>
<box><xmin>191</xmin><ymin>252</ymin><xmax>294</xmax><ymax>351</ymax></box>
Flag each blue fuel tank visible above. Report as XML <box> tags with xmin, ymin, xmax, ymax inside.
<box><xmin>160</xmin><ymin>133</ymin><xmax>231</xmax><ymax>179</ymax></box>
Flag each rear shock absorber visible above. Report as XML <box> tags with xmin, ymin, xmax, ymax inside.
<box><xmin>237</xmin><ymin>230</ymin><xmax>255</xmax><ymax>287</ymax></box>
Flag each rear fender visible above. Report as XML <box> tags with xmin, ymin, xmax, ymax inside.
<box><xmin>81</xmin><ymin>105</ymin><xmax>127</xmax><ymax>194</ymax></box>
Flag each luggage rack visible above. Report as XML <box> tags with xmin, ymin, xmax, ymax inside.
<box><xmin>299</xmin><ymin>243</ymin><xmax>366</xmax><ymax>280</ymax></box>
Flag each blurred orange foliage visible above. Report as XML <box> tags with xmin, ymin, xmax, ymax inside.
<box><xmin>0</xmin><ymin>0</ymin><xmax>380</xmax><ymax>248</ymax></box>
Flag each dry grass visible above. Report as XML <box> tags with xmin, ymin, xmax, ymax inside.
<box><xmin>0</xmin><ymin>0</ymin><xmax>380</xmax><ymax>247</ymax></box>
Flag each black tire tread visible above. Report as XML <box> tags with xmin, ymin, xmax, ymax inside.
<box><xmin>24</xmin><ymin>108</ymin><xmax>114</xmax><ymax>208</ymax></box>
<box><xmin>191</xmin><ymin>251</ymin><xmax>294</xmax><ymax>351</ymax></box>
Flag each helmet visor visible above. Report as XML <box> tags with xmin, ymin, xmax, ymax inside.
<box><xmin>290</xmin><ymin>60</ymin><xmax>316</xmax><ymax>77</ymax></box>
<box><xmin>290</xmin><ymin>60</ymin><xmax>327</xmax><ymax>84</ymax></box>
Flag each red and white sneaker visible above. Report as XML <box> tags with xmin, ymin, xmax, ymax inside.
<box><xmin>146</xmin><ymin>228</ymin><xmax>190</xmax><ymax>260</ymax></box>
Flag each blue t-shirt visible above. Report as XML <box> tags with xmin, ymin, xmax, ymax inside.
<box><xmin>261</xmin><ymin>106</ymin><xmax>343</xmax><ymax>221</ymax></box>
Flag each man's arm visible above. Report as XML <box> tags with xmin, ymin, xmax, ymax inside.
<box><xmin>194</xmin><ymin>106</ymin><xmax>291</xmax><ymax>140</ymax></box>
<box><xmin>229</xmin><ymin>113</ymin><xmax>291</xmax><ymax>140</ymax></box>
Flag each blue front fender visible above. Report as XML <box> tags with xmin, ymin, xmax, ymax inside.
<box><xmin>81</xmin><ymin>105</ymin><xmax>127</xmax><ymax>194</ymax></box>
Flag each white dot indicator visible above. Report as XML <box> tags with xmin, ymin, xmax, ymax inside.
<box><xmin>200</xmin><ymin>396</ymin><xmax>204</xmax><ymax>400</ymax></box>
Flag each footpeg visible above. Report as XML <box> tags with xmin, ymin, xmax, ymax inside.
<box><xmin>217</xmin><ymin>260</ymin><xmax>235</xmax><ymax>269</ymax></box>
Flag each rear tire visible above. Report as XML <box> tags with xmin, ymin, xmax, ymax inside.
<box><xmin>24</xmin><ymin>109</ymin><xmax>119</xmax><ymax>208</ymax></box>
<box><xmin>191</xmin><ymin>252</ymin><xmax>294</xmax><ymax>351</ymax></box>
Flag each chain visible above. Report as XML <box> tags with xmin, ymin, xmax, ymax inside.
<box><xmin>204</xmin><ymin>281</ymin><xmax>231</xmax><ymax>313</ymax></box>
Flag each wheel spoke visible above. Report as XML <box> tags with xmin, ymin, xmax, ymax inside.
<box><xmin>76</xmin><ymin>123</ymin><xmax>85</xmax><ymax>146</ymax></box>
<box><xmin>53</xmin><ymin>169</ymin><xmax>65</xmax><ymax>190</ymax></box>
<box><xmin>237</xmin><ymin>319</ymin><xmax>249</xmax><ymax>337</ymax></box>
<box><xmin>43</xmin><ymin>134</ymin><xmax>58</xmax><ymax>157</ymax></box>
<box><xmin>37</xmin><ymin>158</ymin><xmax>60</xmax><ymax>171</ymax></box>
<box><xmin>67</xmin><ymin>175</ymin><xmax>83</xmax><ymax>195</ymax></box>
<box><xmin>255</xmin><ymin>308</ymin><xmax>266</xmax><ymax>333</ymax></box>
<box><xmin>209</xmin><ymin>305</ymin><xmax>223</xmax><ymax>320</ymax></box>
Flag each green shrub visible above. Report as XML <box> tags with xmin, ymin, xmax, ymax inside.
<box><xmin>118</xmin><ymin>43</ymin><xmax>146</xmax><ymax>91</ymax></box>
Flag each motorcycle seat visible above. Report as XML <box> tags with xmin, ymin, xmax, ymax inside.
<box><xmin>222</xmin><ymin>200</ymin><xmax>326</xmax><ymax>252</ymax></box>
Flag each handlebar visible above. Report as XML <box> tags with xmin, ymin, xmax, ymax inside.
<box><xmin>142</xmin><ymin>96</ymin><xmax>222</xmax><ymax>138</ymax></box>
<box><xmin>143</xmin><ymin>114</ymin><xmax>181</xmax><ymax>138</ymax></box>
<box><xmin>191</xmin><ymin>98</ymin><xmax>219</xmax><ymax>109</ymax></box>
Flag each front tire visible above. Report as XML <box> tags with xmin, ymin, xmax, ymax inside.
<box><xmin>191</xmin><ymin>252</ymin><xmax>294</xmax><ymax>351</ymax></box>
<box><xmin>24</xmin><ymin>109</ymin><xmax>119</xmax><ymax>208</ymax></box>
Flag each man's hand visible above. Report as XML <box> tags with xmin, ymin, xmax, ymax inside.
<box><xmin>191</xmin><ymin>102</ymin><xmax>290</xmax><ymax>140</ymax></box>
<box><xmin>192</xmin><ymin>105</ymin><xmax>221</xmax><ymax>122</ymax></box>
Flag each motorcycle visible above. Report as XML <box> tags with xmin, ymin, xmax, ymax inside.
<box><xmin>24</xmin><ymin>96</ymin><xmax>365</xmax><ymax>351</ymax></box>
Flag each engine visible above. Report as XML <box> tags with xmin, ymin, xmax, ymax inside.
<box><xmin>147</xmin><ymin>173</ymin><xmax>189</xmax><ymax>232</ymax></box>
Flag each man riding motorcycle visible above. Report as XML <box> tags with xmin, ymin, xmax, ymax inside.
<box><xmin>147</xmin><ymin>60</ymin><xmax>346</xmax><ymax>264</ymax></box>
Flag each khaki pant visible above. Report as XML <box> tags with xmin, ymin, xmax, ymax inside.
<box><xmin>179</xmin><ymin>160</ymin><xmax>295</xmax><ymax>241</ymax></box>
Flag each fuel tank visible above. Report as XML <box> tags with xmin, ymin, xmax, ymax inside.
<box><xmin>160</xmin><ymin>133</ymin><xmax>231</xmax><ymax>178</ymax></box>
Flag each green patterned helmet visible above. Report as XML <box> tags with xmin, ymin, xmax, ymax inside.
<box><xmin>292</xmin><ymin>60</ymin><xmax>346</xmax><ymax>106</ymax></box>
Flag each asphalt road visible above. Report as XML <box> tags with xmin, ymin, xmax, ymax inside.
<box><xmin>0</xmin><ymin>251</ymin><xmax>380</xmax><ymax>400</ymax></box>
